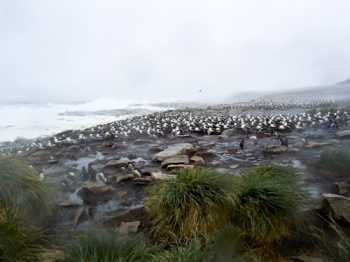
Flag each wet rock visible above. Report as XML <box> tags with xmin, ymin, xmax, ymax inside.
<box><xmin>116</xmin><ymin>174</ymin><xmax>135</xmax><ymax>183</ymax></box>
<box><xmin>304</xmin><ymin>141</ymin><xmax>334</xmax><ymax>148</ymax></box>
<box><xmin>336</xmin><ymin>130</ymin><xmax>350</xmax><ymax>138</ymax></box>
<box><xmin>80</xmin><ymin>181</ymin><xmax>114</xmax><ymax>195</ymax></box>
<box><xmin>73</xmin><ymin>206</ymin><xmax>86</xmax><ymax>226</ymax></box>
<box><xmin>321</xmin><ymin>193</ymin><xmax>350</xmax><ymax>223</ymax></box>
<box><xmin>105</xmin><ymin>157</ymin><xmax>132</xmax><ymax>168</ymax></box>
<box><xmin>133</xmin><ymin>177</ymin><xmax>154</xmax><ymax>185</ymax></box>
<box><xmin>153</xmin><ymin>143</ymin><xmax>194</xmax><ymax>162</ymax></box>
<box><xmin>117</xmin><ymin>221</ymin><xmax>141</xmax><ymax>235</ymax></box>
<box><xmin>161</xmin><ymin>155</ymin><xmax>190</xmax><ymax>168</ymax></box>
<box><xmin>190</xmin><ymin>156</ymin><xmax>205</xmax><ymax>165</ymax></box>
<box><xmin>263</xmin><ymin>145</ymin><xmax>288</xmax><ymax>154</ymax></box>
<box><xmin>221</xmin><ymin>129</ymin><xmax>236</xmax><ymax>137</ymax></box>
<box><xmin>60</xmin><ymin>191</ymin><xmax>84</xmax><ymax>207</ymax></box>
<box><xmin>167</xmin><ymin>164</ymin><xmax>194</xmax><ymax>172</ymax></box>
<box><xmin>335</xmin><ymin>181</ymin><xmax>350</xmax><ymax>197</ymax></box>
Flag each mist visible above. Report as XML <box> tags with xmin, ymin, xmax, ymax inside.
<box><xmin>2</xmin><ymin>0</ymin><xmax>350</xmax><ymax>103</ymax></box>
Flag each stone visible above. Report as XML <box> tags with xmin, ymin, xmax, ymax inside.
<box><xmin>335</xmin><ymin>181</ymin><xmax>350</xmax><ymax>197</ymax></box>
<box><xmin>230</xmin><ymin>164</ymin><xmax>240</xmax><ymax>169</ymax></box>
<box><xmin>133</xmin><ymin>177</ymin><xmax>154</xmax><ymax>185</ymax></box>
<box><xmin>167</xmin><ymin>164</ymin><xmax>194</xmax><ymax>172</ymax></box>
<box><xmin>153</xmin><ymin>143</ymin><xmax>194</xmax><ymax>162</ymax></box>
<box><xmin>336</xmin><ymin>130</ymin><xmax>350</xmax><ymax>138</ymax></box>
<box><xmin>161</xmin><ymin>155</ymin><xmax>190</xmax><ymax>168</ymax></box>
<box><xmin>151</xmin><ymin>171</ymin><xmax>175</xmax><ymax>180</ymax></box>
<box><xmin>190</xmin><ymin>156</ymin><xmax>205</xmax><ymax>165</ymax></box>
<box><xmin>263</xmin><ymin>145</ymin><xmax>288</xmax><ymax>154</ymax></box>
<box><xmin>105</xmin><ymin>157</ymin><xmax>132</xmax><ymax>168</ymax></box>
<box><xmin>321</xmin><ymin>193</ymin><xmax>350</xmax><ymax>223</ymax></box>
<box><xmin>221</xmin><ymin>129</ymin><xmax>236</xmax><ymax>137</ymax></box>
<box><xmin>117</xmin><ymin>221</ymin><xmax>141</xmax><ymax>235</ymax></box>
<box><xmin>81</xmin><ymin>181</ymin><xmax>114</xmax><ymax>194</ymax></box>
<box><xmin>73</xmin><ymin>206</ymin><xmax>86</xmax><ymax>226</ymax></box>
<box><xmin>116</xmin><ymin>174</ymin><xmax>135</xmax><ymax>183</ymax></box>
<box><xmin>59</xmin><ymin>191</ymin><xmax>84</xmax><ymax>207</ymax></box>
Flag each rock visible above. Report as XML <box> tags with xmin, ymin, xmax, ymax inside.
<box><xmin>73</xmin><ymin>206</ymin><xmax>86</xmax><ymax>226</ymax></box>
<box><xmin>133</xmin><ymin>177</ymin><xmax>154</xmax><ymax>185</ymax></box>
<box><xmin>117</xmin><ymin>221</ymin><xmax>141</xmax><ymax>235</ymax></box>
<box><xmin>161</xmin><ymin>155</ymin><xmax>190</xmax><ymax>168</ymax></box>
<box><xmin>167</xmin><ymin>164</ymin><xmax>194</xmax><ymax>172</ymax></box>
<box><xmin>335</xmin><ymin>181</ymin><xmax>350</xmax><ymax>197</ymax></box>
<box><xmin>151</xmin><ymin>171</ymin><xmax>175</xmax><ymax>180</ymax></box>
<box><xmin>263</xmin><ymin>145</ymin><xmax>288</xmax><ymax>154</ymax></box>
<box><xmin>221</xmin><ymin>129</ymin><xmax>236</xmax><ymax>137</ymax></box>
<box><xmin>81</xmin><ymin>181</ymin><xmax>114</xmax><ymax>194</ymax></box>
<box><xmin>321</xmin><ymin>193</ymin><xmax>350</xmax><ymax>223</ymax></box>
<box><xmin>336</xmin><ymin>130</ymin><xmax>350</xmax><ymax>138</ymax></box>
<box><xmin>153</xmin><ymin>143</ymin><xmax>194</xmax><ymax>162</ymax></box>
<box><xmin>116</xmin><ymin>174</ymin><xmax>135</xmax><ymax>183</ymax></box>
<box><xmin>105</xmin><ymin>157</ymin><xmax>132</xmax><ymax>168</ymax></box>
<box><xmin>304</xmin><ymin>141</ymin><xmax>333</xmax><ymax>148</ymax></box>
<box><xmin>230</xmin><ymin>164</ymin><xmax>239</xmax><ymax>169</ymax></box>
<box><xmin>60</xmin><ymin>191</ymin><xmax>84</xmax><ymax>207</ymax></box>
<box><xmin>291</xmin><ymin>255</ymin><xmax>325</xmax><ymax>262</ymax></box>
<box><xmin>190</xmin><ymin>156</ymin><xmax>205</xmax><ymax>165</ymax></box>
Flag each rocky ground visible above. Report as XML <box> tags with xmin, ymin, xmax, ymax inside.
<box><xmin>3</xmin><ymin>103</ymin><xmax>350</xmax><ymax>250</ymax></box>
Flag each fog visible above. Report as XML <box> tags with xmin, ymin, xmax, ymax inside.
<box><xmin>1</xmin><ymin>0</ymin><xmax>350</xmax><ymax>103</ymax></box>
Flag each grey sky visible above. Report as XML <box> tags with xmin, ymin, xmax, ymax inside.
<box><xmin>1</xmin><ymin>0</ymin><xmax>350</xmax><ymax>103</ymax></box>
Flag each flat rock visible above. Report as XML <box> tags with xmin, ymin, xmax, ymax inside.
<box><xmin>167</xmin><ymin>164</ymin><xmax>194</xmax><ymax>172</ymax></box>
<box><xmin>81</xmin><ymin>181</ymin><xmax>114</xmax><ymax>194</ymax></box>
<box><xmin>190</xmin><ymin>156</ymin><xmax>205</xmax><ymax>165</ymax></box>
<box><xmin>336</xmin><ymin>130</ymin><xmax>350</xmax><ymax>138</ymax></box>
<box><xmin>161</xmin><ymin>155</ymin><xmax>189</xmax><ymax>168</ymax></box>
<box><xmin>153</xmin><ymin>143</ymin><xmax>194</xmax><ymax>162</ymax></box>
<box><xmin>117</xmin><ymin>221</ymin><xmax>141</xmax><ymax>235</ymax></box>
<box><xmin>321</xmin><ymin>193</ymin><xmax>350</xmax><ymax>223</ymax></box>
<box><xmin>105</xmin><ymin>157</ymin><xmax>132</xmax><ymax>168</ymax></box>
<box><xmin>263</xmin><ymin>145</ymin><xmax>288</xmax><ymax>154</ymax></box>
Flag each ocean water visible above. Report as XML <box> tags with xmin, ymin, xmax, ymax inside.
<box><xmin>0</xmin><ymin>98</ymin><xmax>168</xmax><ymax>142</ymax></box>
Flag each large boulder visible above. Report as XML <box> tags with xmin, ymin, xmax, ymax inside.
<box><xmin>161</xmin><ymin>155</ymin><xmax>190</xmax><ymax>168</ymax></box>
<box><xmin>336</xmin><ymin>130</ymin><xmax>350</xmax><ymax>138</ymax></box>
<box><xmin>321</xmin><ymin>193</ymin><xmax>350</xmax><ymax>223</ymax></box>
<box><xmin>153</xmin><ymin>143</ymin><xmax>194</xmax><ymax>162</ymax></box>
<box><xmin>105</xmin><ymin>157</ymin><xmax>132</xmax><ymax>168</ymax></box>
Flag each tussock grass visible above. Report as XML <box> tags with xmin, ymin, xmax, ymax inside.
<box><xmin>0</xmin><ymin>156</ymin><xmax>52</xmax><ymax>262</ymax></box>
<box><xmin>147</xmin><ymin>168</ymin><xmax>234</xmax><ymax>244</ymax></box>
<box><xmin>231</xmin><ymin>165</ymin><xmax>308</xmax><ymax>247</ymax></box>
<box><xmin>152</xmin><ymin>241</ymin><xmax>205</xmax><ymax>262</ymax></box>
<box><xmin>61</xmin><ymin>231</ymin><xmax>157</xmax><ymax>262</ymax></box>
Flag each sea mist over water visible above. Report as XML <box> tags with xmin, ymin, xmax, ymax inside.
<box><xmin>0</xmin><ymin>98</ymin><xmax>170</xmax><ymax>142</ymax></box>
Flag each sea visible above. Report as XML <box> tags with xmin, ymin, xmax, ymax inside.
<box><xmin>0</xmin><ymin>98</ymin><xmax>169</xmax><ymax>143</ymax></box>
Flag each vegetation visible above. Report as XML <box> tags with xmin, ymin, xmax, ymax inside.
<box><xmin>147</xmin><ymin>168</ymin><xmax>234</xmax><ymax>244</ymax></box>
<box><xmin>318</xmin><ymin>149</ymin><xmax>350</xmax><ymax>176</ymax></box>
<box><xmin>60</xmin><ymin>231</ymin><xmax>157</xmax><ymax>262</ymax></box>
<box><xmin>0</xmin><ymin>156</ymin><xmax>51</xmax><ymax>262</ymax></box>
<box><xmin>231</xmin><ymin>165</ymin><xmax>308</xmax><ymax>247</ymax></box>
<box><xmin>152</xmin><ymin>241</ymin><xmax>206</xmax><ymax>262</ymax></box>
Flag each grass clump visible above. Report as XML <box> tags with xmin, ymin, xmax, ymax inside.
<box><xmin>147</xmin><ymin>168</ymin><xmax>234</xmax><ymax>244</ymax></box>
<box><xmin>231</xmin><ymin>165</ymin><xmax>308</xmax><ymax>247</ymax></box>
<box><xmin>0</xmin><ymin>156</ymin><xmax>51</xmax><ymax>262</ymax></box>
<box><xmin>318</xmin><ymin>149</ymin><xmax>350</xmax><ymax>177</ymax></box>
<box><xmin>152</xmin><ymin>241</ymin><xmax>205</xmax><ymax>262</ymax></box>
<box><xmin>61</xmin><ymin>231</ymin><xmax>157</xmax><ymax>262</ymax></box>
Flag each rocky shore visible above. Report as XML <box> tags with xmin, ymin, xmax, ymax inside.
<box><xmin>2</xmin><ymin>102</ymin><xmax>350</xmax><ymax>245</ymax></box>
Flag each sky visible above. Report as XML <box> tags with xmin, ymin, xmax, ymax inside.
<box><xmin>1</xmin><ymin>0</ymin><xmax>350</xmax><ymax>103</ymax></box>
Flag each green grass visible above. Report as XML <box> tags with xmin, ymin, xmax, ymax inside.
<box><xmin>231</xmin><ymin>165</ymin><xmax>308</xmax><ymax>247</ymax></box>
<box><xmin>60</xmin><ymin>231</ymin><xmax>157</xmax><ymax>262</ymax></box>
<box><xmin>0</xmin><ymin>156</ymin><xmax>52</xmax><ymax>262</ymax></box>
<box><xmin>152</xmin><ymin>241</ymin><xmax>205</xmax><ymax>262</ymax></box>
<box><xmin>147</xmin><ymin>168</ymin><xmax>234</xmax><ymax>244</ymax></box>
<box><xmin>318</xmin><ymin>149</ymin><xmax>350</xmax><ymax>177</ymax></box>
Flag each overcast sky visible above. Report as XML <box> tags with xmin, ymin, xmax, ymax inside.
<box><xmin>1</xmin><ymin>0</ymin><xmax>350</xmax><ymax>103</ymax></box>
